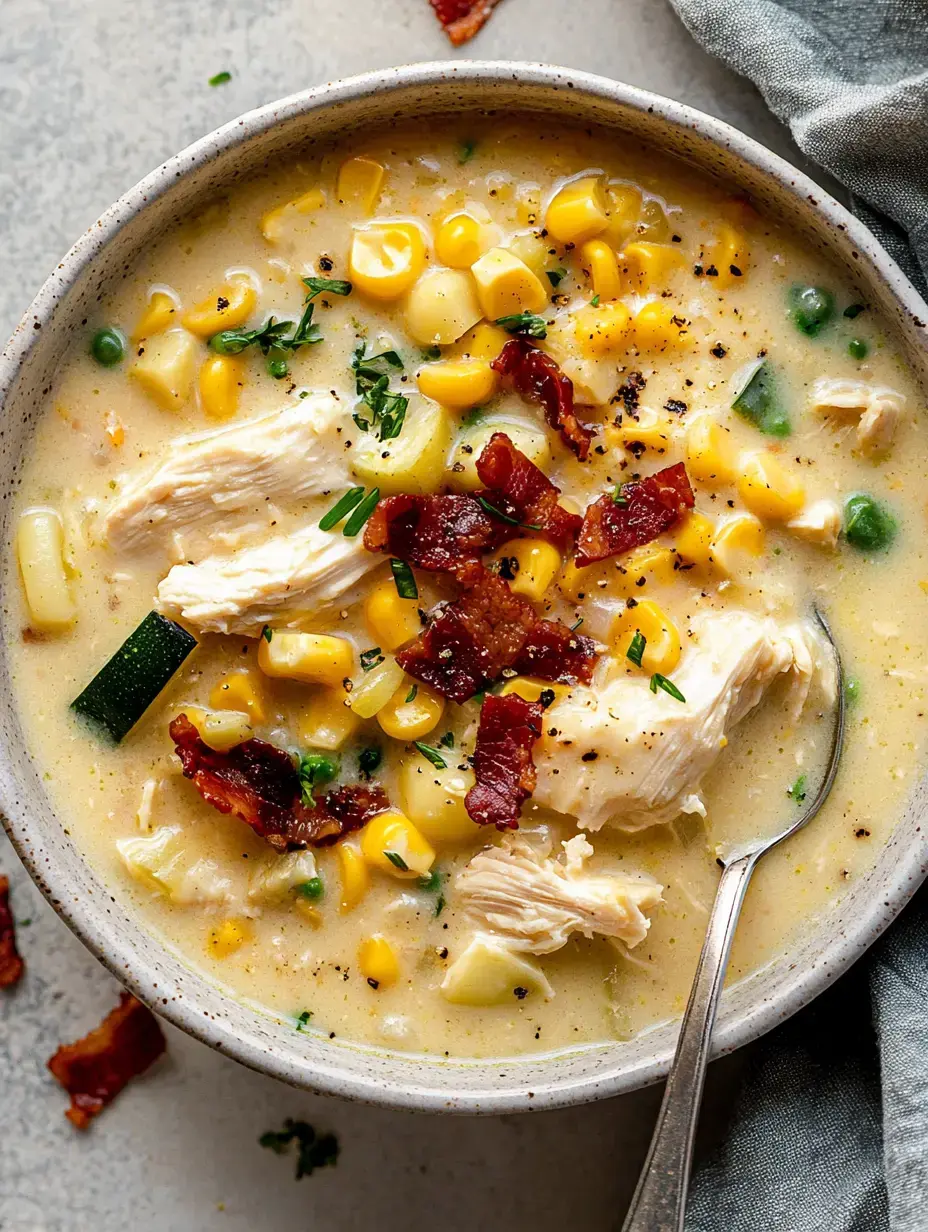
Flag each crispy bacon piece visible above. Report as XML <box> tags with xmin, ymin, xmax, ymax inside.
<box><xmin>429</xmin><ymin>0</ymin><xmax>502</xmax><ymax>44</ymax></box>
<box><xmin>364</xmin><ymin>493</ymin><xmax>505</xmax><ymax>572</ymax></box>
<box><xmin>465</xmin><ymin>693</ymin><xmax>543</xmax><ymax>829</ymax></box>
<box><xmin>169</xmin><ymin>715</ymin><xmax>388</xmax><ymax>851</ymax></box>
<box><xmin>0</xmin><ymin>875</ymin><xmax>24</xmax><ymax>988</ymax></box>
<box><xmin>47</xmin><ymin>992</ymin><xmax>166</xmax><ymax>1129</ymax></box>
<box><xmin>491</xmin><ymin>339</ymin><xmax>595</xmax><ymax>461</ymax></box>
<box><xmin>476</xmin><ymin>432</ymin><xmax>582</xmax><ymax>547</ymax></box>
<box><xmin>514</xmin><ymin>620</ymin><xmax>598</xmax><ymax>683</ymax></box>
<box><xmin>575</xmin><ymin>462</ymin><xmax>695</xmax><ymax>566</ymax></box>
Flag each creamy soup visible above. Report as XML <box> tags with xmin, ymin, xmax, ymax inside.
<box><xmin>7</xmin><ymin>120</ymin><xmax>926</xmax><ymax>1059</ymax></box>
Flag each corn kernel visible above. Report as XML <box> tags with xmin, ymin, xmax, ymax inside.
<box><xmin>545</xmin><ymin>176</ymin><xmax>609</xmax><ymax>245</ymax></box>
<box><xmin>261</xmin><ymin>188</ymin><xmax>326</xmax><ymax>242</ymax></box>
<box><xmin>337</xmin><ymin>841</ymin><xmax>369</xmax><ymax>911</ymax></box>
<box><xmin>191</xmin><ymin>708</ymin><xmax>253</xmax><ymax>752</ymax></box>
<box><xmin>295</xmin><ymin>899</ymin><xmax>323</xmax><ymax>927</ymax></box>
<box><xmin>207</xmin><ymin>918</ymin><xmax>251</xmax><ymax>959</ymax></box>
<box><xmin>361</xmin><ymin>810</ymin><xmax>435</xmax><ymax>878</ymax></box>
<box><xmin>738</xmin><ymin>453</ymin><xmax>805</xmax><ymax>522</ymax></box>
<box><xmin>209</xmin><ymin>671</ymin><xmax>267</xmax><ymax>725</ymax></box>
<box><xmin>620</xmin><ymin>241</ymin><xmax>685</xmax><ymax>292</ymax></box>
<box><xmin>16</xmin><ymin>509</ymin><xmax>76</xmax><ymax>632</ymax></box>
<box><xmin>701</xmin><ymin>221</ymin><xmax>749</xmax><ymax>287</ymax></box>
<box><xmin>673</xmin><ymin>511</ymin><xmax>715</xmax><ymax>568</ymax></box>
<box><xmin>493</xmin><ymin>538</ymin><xmax>562</xmax><ymax>601</ymax></box>
<box><xmin>515</xmin><ymin>183</ymin><xmax>541</xmax><ymax>226</ymax></box>
<box><xmin>377</xmin><ymin>681</ymin><xmax>445</xmax><ymax>741</ymax></box>
<box><xmin>573</xmin><ymin>302</ymin><xmax>631</xmax><ymax>357</ymax></box>
<box><xmin>364</xmin><ymin>579</ymin><xmax>421</xmax><ymax>651</ymax></box>
<box><xmin>130</xmin><ymin>329</ymin><xmax>198</xmax><ymax>411</ymax></box>
<box><xmin>397</xmin><ymin>760</ymin><xmax>476</xmax><ymax>846</ymax></box>
<box><xmin>298</xmin><ymin>687</ymin><xmax>359</xmax><ymax>751</ymax></box>
<box><xmin>632</xmin><ymin>300</ymin><xmax>691</xmax><ymax>351</ymax></box>
<box><xmin>132</xmin><ymin>289</ymin><xmax>179</xmax><ymax>341</ymax></box>
<box><xmin>686</xmin><ymin>417</ymin><xmax>738</xmax><ymax>487</ymax></box>
<box><xmin>348</xmin><ymin>222</ymin><xmax>426</xmax><ymax>301</ymax></box>
<box><xmin>199</xmin><ymin>353</ymin><xmax>243</xmax><ymax>420</ymax></box>
<box><xmin>336</xmin><ymin>156</ymin><xmax>385</xmax><ymax>214</ymax></box>
<box><xmin>258</xmin><ymin>630</ymin><xmax>354</xmax><ymax>687</ymax></box>
<box><xmin>453</xmin><ymin>321</ymin><xmax>509</xmax><ymax>361</ymax></box>
<box><xmin>347</xmin><ymin>656</ymin><xmax>407</xmax><ymax>718</ymax></box>
<box><xmin>435</xmin><ymin>212</ymin><xmax>486</xmax><ymax>268</ymax></box>
<box><xmin>182</xmin><ymin>277</ymin><xmax>257</xmax><ymax>338</ymax></box>
<box><xmin>710</xmin><ymin>514</ymin><xmax>766</xmax><ymax>577</ymax></box>
<box><xmin>405</xmin><ymin>268</ymin><xmax>483</xmax><ymax>347</ymax></box>
<box><xmin>618</xmin><ymin>406</ymin><xmax>677</xmax><ymax>455</ymax></box>
<box><xmin>499</xmin><ymin>677</ymin><xmax>570</xmax><ymax>704</ymax></box>
<box><xmin>603</xmin><ymin>182</ymin><xmax>642</xmax><ymax>248</ymax></box>
<box><xmin>417</xmin><ymin>357</ymin><xmax>497</xmax><ymax>409</ymax></box>
<box><xmin>611</xmin><ymin>599</ymin><xmax>681</xmax><ymax>675</ymax></box>
<box><xmin>470</xmin><ymin>247</ymin><xmax>548</xmax><ymax>319</ymax></box>
<box><xmin>358</xmin><ymin>935</ymin><xmax>400</xmax><ymax>989</ymax></box>
<box><xmin>579</xmin><ymin>239</ymin><xmax>622</xmax><ymax>302</ymax></box>
<box><xmin>559</xmin><ymin>543</ymin><xmax>678</xmax><ymax>602</ymax></box>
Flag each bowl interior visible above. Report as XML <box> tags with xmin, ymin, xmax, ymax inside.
<box><xmin>2</xmin><ymin>63</ymin><xmax>927</xmax><ymax>1112</ymax></box>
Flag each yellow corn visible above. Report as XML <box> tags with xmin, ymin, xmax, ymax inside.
<box><xmin>738</xmin><ymin>452</ymin><xmax>806</xmax><ymax>522</ymax></box>
<box><xmin>611</xmin><ymin>599</ymin><xmax>681</xmax><ymax>675</ymax></box>
<box><xmin>258</xmin><ymin>630</ymin><xmax>354</xmax><ymax>687</ymax></box>
<box><xmin>470</xmin><ymin>247</ymin><xmax>548</xmax><ymax>319</ymax></box>
<box><xmin>405</xmin><ymin>268</ymin><xmax>483</xmax><ymax>347</ymax></box>
<box><xmin>295</xmin><ymin>899</ymin><xmax>323</xmax><ymax>927</ymax></box>
<box><xmin>337</xmin><ymin>842</ymin><xmax>369</xmax><ymax>912</ymax></box>
<box><xmin>397</xmin><ymin>759</ymin><xmax>476</xmax><ymax>846</ymax></box>
<box><xmin>416</xmin><ymin>357</ymin><xmax>497</xmax><ymax>409</ymax></box>
<box><xmin>603</xmin><ymin>182</ymin><xmax>642</xmax><ymax>248</ymax></box>
<box><xmin>453</xmin><ymin>321</ymin><xmax>509</xmax><ymax>361</ymax></box>
<box><xmin>130</xmin><ymin>329</ymin><xmax>198</xmax><ymax>410</ymax></box>
<box><xmin>347</xmin><ymin>656</ymin><xmax>407</xmax><ymax>719</ymax></box>
<box><xmin>377</xmin><ymin>681</ymin><xmax>445</xmax><ymax>741</ymax></box>
<box><xmin>494</xmin><ymin>538</ymin><xmax>562</xmax><ymax>602</ymax></box>
<box><xmin>207</xmin><ymin>918</ymin><xmax>251</xmax><ymax>959</ymax></box>
<box><xmin>620</xmin><ymin>241</ymin><xmax>685</xmax><ymax>292</ymax></box>
<box><xmin>499</xmin><ymin>677</ymin><xmax>570</xmax><ymax>705</ymax></box>
<box><xmin>615</xmin><ymin>545</ymin><xmax>680</xmax><ymax>597</ymax></box>
<box><xmin>361</xmin><ymin>810</ymin><xmax>435</xmax><ymax>878</ymax></box>
<box><xmin>572</xmin><ymin>302</ymin><xmax>632</xmax><ymax>358</ymax></box>
<box><xmin>209</xmin><ymin>671</ymin><xmax>267</xmax><ymax>725</ymax></box>
<box><xmin>132</xmin><ymin>289</ymin><xmax>179</xmax><ymax>341</ymax></box>
<box><xmin>701</xmin><ymin>221</ymin><xmax>749</xmax><ymax>287</ymax></box>
<box><xmin>182</xmin><ymin>277</ymin><xmax>257</xmax><ymax>338</ymax></box>
<box><xmin>336</xmin><ymin>156</ymin><xmax>385</xmax><ymax>214</ymax></box>
<box><xmin>298</xmin><ymin>687</ymin><xmax>359</xmax><ymax>751</ymax></box>
<box><xmin>199</xmin><ymin>353</ymin><xmax>243</xmax><ymax>420</ymax></box>
<box><xmin>579</xmin><ymin>239</ymin><xmax>622</xmax><ymax>302</ymax></box>
<box><xmin>506</xmin><ymin>233</ymin><xmax>549</xmax><ymax>280</ymax></box>
<box><xmin>348</xmin><ymin>222</ymin><xmax>426</xmax><ymax>301</ymax></box>
<box><xmin>686</xmin><ymin>417</ymin><xmax>738</xmax><ymax>487</ymax></box>
<box><xmin>615</xmin><ymin>406</ymin><xmax>677</xmax><ymax>455</ymax></box>
<box><xmin>16</xmin><ymin>509</ymin><xmax>76</xmax><ymax>633</ymax></box>
<box><xmin>189</xmin><ymin>708</ymin><xmax>253</xmax><ymax>752</ymax></box>
<box><xmin>358</xmin><ymin>935</ymin><xmax>400</xmax><ymax>989</ymax></box>
<box><xmin>632</xmin><ymin>300</ymin><xmax>691</xmax><ymax>351</ymax></box>
<box><xmin>364</xmin><ymin>579</ymin><xmax>421</xmax><ymax>651</ymax></box>
<box><xmin>515</xmin><ymin>183</ymin><xmax>542</xmax><ymax>226</ymax></box>
<box><xmin>674</xmin><ymin>511</ymin><xmax>715</xmax><ymax>568</ymax></box>
<box><xmin>545</xmin><ymin>176</ymin><xmax>609</xmax><ymax>245</ymax></box>
<box><xmin>435</xmin><ymin>212</ymin><xmax>486</xmax><ymax>268</ymax></box>
<box><xmin>260</xmin><ymin>187</ymin><xmax>326</xmax><ymax>243</ymax></box>
<box><xmin>710</xmin><ymin>514</ymin><xmax>766</xmax><ymax>577</ymax></box>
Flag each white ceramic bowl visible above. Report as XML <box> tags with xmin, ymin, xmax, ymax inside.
<box><xmin>2</xmin><ymin>62</ymin><xmax>927</xmax><ymax>1113</ymax></box>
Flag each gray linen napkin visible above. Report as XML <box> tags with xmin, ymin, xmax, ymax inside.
<box><xmin>659</xmin><ymin>3</ymin><xmax>928</xmax><ymax>1228</ymax></box>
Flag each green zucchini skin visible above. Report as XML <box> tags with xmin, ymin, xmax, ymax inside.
<box><xmin>71</xmin><ymin>612</ymin><xmax>197</xmax><ymax>743</ymax></box>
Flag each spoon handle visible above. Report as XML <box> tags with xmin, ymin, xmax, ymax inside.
<box><xmin>621</xmin><ymin>851</ymin><xmax>758</xmax><ymax>1232</ymax></box>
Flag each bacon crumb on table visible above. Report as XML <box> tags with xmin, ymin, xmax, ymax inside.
<box><xmin>429</xmin><ymin>0</ymin><xmax>502</xmax><ymax>45</ymax></box>
<box><xmin>575</xmin><ymin>462</ymin><xmax>695</xmax><ymax>566</ymax></box>
<box><xmin>491</xmin><ymin>339</ymin><xmax>595</xmax><ymax>461</ymax></box>
<box><xmin>465</xmin><ymin>692</ymin><xmax>543</xmax><ymax>829</ymax></box>
<box><xmin>0</xmin><ymin>875</ymin><xmax>24</xmax><ymax>988</ymax></box>
<box><xmin>47</xmin><ymin>992</ymin><xmax>166</xmax><ymax>1129</ymax></box>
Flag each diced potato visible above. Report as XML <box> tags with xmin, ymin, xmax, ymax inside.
<box><xmin>573</xmin><ymin>302</ymin><xmax>631</xmax><ymax>357</ymax></box>
<box><xmin>248</xmin><ymin>849</ymin><xmax>318</xmax><ymax>905</ymax></box>
<box><xmin>620</xmin><ymin>241</ymin><xmax>686</xmax><ymax>292</ymax></box>
<box><xmin>347</xmin><ymin>656</ymin><xmax>406</xmax><ymax>719</ymax></box>
<box><xmin>207</xmin><ymin>917</ymin><xmax>252</xmax><ymax>959</ymax></box>
<box><xmin>348</xmin><ymin>221</ymin><xmax>426</xmax><ymax>301</ymax></box>
<box><xmin>579</xmin><ymin>239</ymin><xmax>622</xmax><ymax>301</ymax></box>
<box><xmin>447</xmin><ymin>417</ymin><xmax>551</xmax><ymax>492</ymax></box>
<box><xmin>417</xmin><ymin>358</ymin><xmax>498</xmax><ymax>409</ymax></box>
<box><xmin>673</xmin><ymin>511</ymin><xmax>715</xmax><ymax>567</ymax></box>
<box><xmin>338</xmin><ymin>841</ymin><xmax>369</xmax><ymax>912</ymax></box>
<box><xmin>336</xmin><ymin>156</ymin><xmax>385</xmax><ymax>214</ymax></box>
<box><xmin>16</xmin><ymin>509</ymin><xmax>76</xmax><ymax>632</ymax></box>
<box><xmin>709</xmin><ymin>514</ymin><xmax>766</xmax><ymax>577</ymax></box>
<box><xmin>611</xmin><ymin>599</ymin><xmax>681</xmax><ymax>675</ymax></box>
<box><xmin>199</xmin><ymin>353</ymin><xmax>243</xmax><ymax>420</ymax></box>
<box><xmin>738</xmin><ymin>453</ymin><xmax>805</xmax><ymax>522</ymax></box>
<box><xmin>686</xmin><ymin>417</ymin><xmax>738</xmax><ymax>487</ymax></box>
<box><xmin>132</xmin><ymin>288</ymin><xmax>179</xmax><ymax>341</ymax></box>
<box><xmin>556</xmin><ymin>351</ymin><xmax>618</xmax><ymax>407</ymax></box>
<box><xmin>435</xmin><ymin>211</ymin><xmax>490</xmax><ymax>268</ymax></box>
<box><xmin>261</xmin><ymin>188</ymin><xmax>326</xmax><ymax>243</ymax></box>
<box><xmin>397</xmin><ymin>758</ymin><xmax>477</xmax><ymax>846</ymax></box>
<box><xmin>506</xmin><ymin>232</ymin><xmax>549</xmax><ymax>280</ymax></box>
<box><xmin>545</xmin><ymin>175</ymin><xmax>609</xmax><ymax>245</ymax></box>
<box><xmin>182</xmin><ymin>277</ymin><xmax>257</xmax><ymax>338</ymax></box>
<box><xmin>358</xmin><ymin>935</ymin><xmax>400</xmax><ymax>988</ymax></box>
<box><xmin>405</xmin><ymin>268</ymin><xmax>483</xmax><ymax>347</ymax></box>
<box><xmin>130</xmin><ymin>328</ymin><xmax>198</xmax><ymax>410</ymax></box>
<box><xmin>188</xmin><ymin>708</ymin><xmax>253</xmax><ymax>752</ymax></box>
<box><xmin>440</xmin><ymin>936</ymin><xmax>553</xmax><ymax>1005</ymax></box>
<box><xmin>351</xmin><ymin>398</ymin><xmax>453</xmax><ymax>495</ymax></box>
<box><xmin>364</xmin><ymin>578</ymin><xmax>421</xmax><ymax>652</ymax></box>
<box><xmin>361</xmin><ymin>810</ymin><xmax>435</xmax><ymax>878</ymax></box>
<box><xmin>116</xmin><ymin>826</ymin><xmax>232</xmax><ymax>906</ymax></box>
<box><xmin>491</xmin><ymin>538</ymin><xmax>562</xmax><ymax>601</ymax></box>
<box><xmin>377</xmin><ymin>681</ymin><xmax>444</xmax><ymax>741</ymax></box>
<box><xmin>298</xmin><ymin>687</ymin><xmax>360</xmax><ymax>751</ymax></box>
<box><xmin>209</xmin><ymin>670</ymin><xmax>267</xmax><ymax>724</ymax></box>
<box><xmin>258</xmin><ymin>630</ymin><xmax>354</xmax><ymax>687</ymax></box>
<box><xmin>632</xmin><ymin>301</ymin><xmax>691</xmax><ymax>351</ymax></box>
<box><xmin>470</xmin><ymin>247</ymin><xmax>548</xmax><ymax>319</ymax></box>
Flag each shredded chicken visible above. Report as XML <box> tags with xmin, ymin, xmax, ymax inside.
<box><xmin>533</xmin><ymin>610</ymin><xmax>836</xmax><ymax>833</ymax></box>
<box><xmin>103</xmin><ymin>394</ymin><xmax>350</xmax><ymax>554</ymax></box>
<box><xmin>808</xmin><ymin>378</ymin><xmax>905</xmax><ymax>456</ymax></box>
<box><xmin>156</xmin><ymin>523</ymin><xmax>380</xmax><ymax>635</ymax></box>
<box><xmin>787</xmin><ymin>499</ymin><xmax>842</xmax><ymax>548</ymax></box>
<box><xmin>454</xmin><ymin>834</ymin><xmax>662</xmax><ymax>954</ymax></box>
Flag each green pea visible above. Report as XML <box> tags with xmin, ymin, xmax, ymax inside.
<box><xmin>90</xmin><ymin>326</ymin><xmax>126</xmax><ymax>367</ymax></box>
<box><xmin>788</xmin><ymin>285</ymin><xmax>835</xmax><ymax>336</ymax></box>
<box><xmin>848</xmin><ymin>338</ymin><xmax>868</xmax><ymax>360</ymax></box>
<box><xmin>844</xmin><ymin>493</ymin><xmax>896</xmax><ymax>552</ymax></box>
<box><xmin>296</xmin><ymin>877</ymin><xmax>324</xmax><ymax>901</ymax></box>
<box><xmin>267</xmin><ymin>353</ymin><xmax>290</xmax><ymax>380</ymax></box>
<box><xmin>298</xmin><ymin>751</ymin><xmax>339</xmax><ymax>788</ymax></box>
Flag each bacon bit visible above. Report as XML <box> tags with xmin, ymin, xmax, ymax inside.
<box><xmin>465</xmin><ymin>693</ymin><xmax>543</xmax><ymax>829</ymax></box>
<box><xmin>514</xmin><ymin>620</ymin><xmax>598</xmax><ymax>684</ymax></box>
<box><xmin>0</xmin><ymin>875</ymin><xmax>24</xmax><ymax>988</ymax></box>
<box><xmin>364</xmin><ymin>493</ymin><xmax>505</xmax><ymax>572</ymax></box>
<box><xmin>575</xmin><ymin>462</ymin><xmax>695</xmax><ymax>566</ymax></box>
<box><xmin>476</xmin><ymin>432</ymin><xmax>582</xmax><ymax>546</ymax></box>
<box><xmin>169</xmin><ymin>715</ymin><xmax>389</xmax><ymax>851</ymax></box>
<box><xmin>429</xmin><ymin>0</ymin><xmax>502</xmax><ymax>44</ymax></box>
<box><xmin>47</xmin><ymin>992</ymin><xmax>166</xmax><ymax>1129</ymax></box>
<box><xmin>492</xmin><ymin>339</ymin><xmax>594</xmax><ymax>460</ymax></box>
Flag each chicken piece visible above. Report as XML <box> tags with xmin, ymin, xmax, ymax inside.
<box><xmin>248</xmin><ymin>850</ymin><xmax>317</xmax><ymax>905</ymax></box>
<box><xmin>116</xmin><ymin>826</ymin><xmax>233</xmax><ymax>905</ymax></box>
<box><xmin>156</xmin><ymin>523</ymin><xmax>380</xmax><ymax>635</ymax></box>
<box><xmin>103</xmin><ymin>394</ymin><xmax>350</xmax><ymax>555</ymax></box>
<box><xmin>807</xmin><ymin>378</ymin><xmax>905</xmax><ymax>456</ymax></box>
<box><xmin>787</xmin><ymin>499</ymin><xmax>841</xmax><ymax>548</ymax></box>
<box><xmin>533</xmin><ymin>610</ymin><xmax>836</xmax><ymax>833</ymax></box>
<box><xmin>454</xmin><ymin>833</ymin><xmax>662</xmax><ymax>954</ymax></box>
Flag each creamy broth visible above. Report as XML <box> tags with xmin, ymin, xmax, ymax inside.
<box><xmin>7</xmin><ymin>120</ymin><xmax>926</xmax><ymax>1058</ymax></box>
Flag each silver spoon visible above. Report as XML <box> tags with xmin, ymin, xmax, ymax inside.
<box><xmin>621</xmin><ymin>608</ymin><xmax>846</xmax><ymax>1232</ymax></box>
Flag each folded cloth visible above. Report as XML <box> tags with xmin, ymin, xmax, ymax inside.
<box><xmin>661</xmin><ymin>3</ymin><xmax>928</xmax><ymax>1228</ymax></box>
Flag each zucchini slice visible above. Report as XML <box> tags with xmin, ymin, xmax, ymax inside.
<box><xmin>71</xmin><ymin>611</ymin><xmax>197</xmax><ymax>742</ymax></box>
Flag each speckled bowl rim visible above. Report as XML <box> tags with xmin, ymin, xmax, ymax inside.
<box><xmin>2</xmin><ymin>61</ymin><xmax>927</xmax><ymax>1114</ymax></box>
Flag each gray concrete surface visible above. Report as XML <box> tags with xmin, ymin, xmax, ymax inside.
<box><xmin>0</xmin><ymin>2</ymin><xmax>821</xmax><ymax>1227</ymax></box>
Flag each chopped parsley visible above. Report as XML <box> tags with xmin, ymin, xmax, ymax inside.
<box><xmin>458</xmin><ymin>139</ymin><xmax>477</xmax><ymax>164</ymax></box>
<box><xmin>208</xmin><ymin>71</ymin><xmax>232</xmax><ymax>86</ymax></box>
<box><xmin>439</xmin><ymin>731</ymin><xmax>455</xmax><ymax>749</ymax></box>
<box><xmin>496</xmin><ymin>312</ymin><xmax>548</xmax><ymax>339</ymax></box>
<box><xmin>390</xmin><ymin>558</ymin><xmax>418</xmax><ymax>600</ymax></box>
<box><xmin>591</xmin><ymin>294</ymin><xmax>600</xmax><ymax>307</ymax></box>
<box><xmin>341</xmin><ymin>487</ymin><xmax>380</xmax><ymax>537</ymax></box>
<box><xmin>612</xmin><ymin>483</ymin><xmax>629</xmax><ymax>506</ymax></box>
<box><xmin>843</xmin><ymin>303</ymin><xmax>866</xmax><ymax>319</ymax></box>
<box><xmin>319</xmin><ymin>486</ymin><xmax>366</xmax><ymax>532</ymax></box>
<box><xmin>546</xmin><ymin>267</ymin><xmax>568</xmax><ymax>288</ymax></box>
<box><xmin>570</xmin><ymin>616</ymin><xmax>584</xmax><ymax>632</ymax></box>
<box><xmin>476</xmin><ymin>496</ymin><xmax>541</xmax><ymax>531</ymax></box>
<box><xmin>351</xmin><ymin>344</ymin><xmax>408</xmax><ymax>440</ymax></box>
<box><xmin>405</xmin><ymin>683</ymin><xmax>418</xmax><ymax>704</ymax></box>
<box><xmin>360</xmin><ymin>647</ymin><xmax>385</xmax><ymax>672</ymax></box>
<box><xmin>295</xmin><ymin>1010</ymin><xmax>313</xmax><ymax>1031</ymax></box>
<box><xmin>261</xmin><ymin>625</ymin><xmax>273</xmax><ymax>643</ymax></box>
<box><xmin>414</xmin><ymin>741</ymin><xmax>447</xmax><ymax>769</ymax></box>
<box><xmin>650</xmin><ymin>673</ymin><xmax>686</xmax><ymax>703</ymax></box>
<box><xmin>626</xmin><ymin>630</ymin><xmax>646</xmax><ymax>668</ymax></box>
<box><xmin>422</xmin><ymin>345</ymin><xmax>442</xmax><ymax>361</ymax></box>
<box><xmin>787</xmin><ymin>775</ymin><xmax>807</xmax><ymax>804</ymax></box>
<box><xmin>259</xmin><ymin>1120</ymin><xmax>339</xmax><ymax>1179</ymax></box>
<box><xmin>845</xmin><ymin>677</ymin><xmax>861</xmax><ymax>705</ymax></box>
<box><xmin>460</xmin><ymin>406</ymin><xmax>485</xmax><ymax>428</ymax></box>
<box><xmin>418</xmin><ymin>870</ymin><xmax>442</xmax><ymax>893</ymax></box>
<box><xmin>358</xmin><ymin>746</ymin><xmax>382</xmax><ymax>778</ymax></box>
<box><xmin>384</xmin><ymin>850</ymin><xmax>409</xmax><ymax>872</ymax></box>
<box><xmin>302</xmin><ymin>276</ymin><xmax>353</xmax><ymax>299</ymax></box>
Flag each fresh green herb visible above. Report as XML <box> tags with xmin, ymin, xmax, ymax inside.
<box><xmin>439</xmin><ymin>731</ymin><xmax>455</xmax><ymax>749</ymax></box>
<box><xmin>267</xmin><ymin>352</ymin><xmax>290</xmax><ymax>380</ymax></box>
<box><xmin>418</xmin><ymin>870</ymin><xmax>443</xmax><ymax>893</ymax></box>
<box><xmin>626</xmin><ymin>630</ymin><xmax>646</xmax><ymax>668</ymax></box>
<box><xmin>301</xmin><ymin>275</ymin><xmax>353</xmax><ymax>300</ymax></box>
<box><xmin>458</xmin><ymin>139</ymin><xmax>477</xmax><ymax>164</ymax></box>
<box><xmin>384</xmin><ymin>851</ymin><xmax>409</xmax><ymax>872</ymax></box>
<box><xmin>848</xmin><ymin>338</ymin><xmax>868</xmax><ymax>360</ymax></box>
<box><xmin>732</xmin><ymin>359</ymin><xmax>790</xmax><ymax>437</ymax></box>
<box><xmin>90</xmin><ymin>326</ymin><xmax>127</xmax><ymax>368</ymax></box>
<box><xmin>787</xmin><ymin>774</ymin><xmax>807</xmax><ymax>803</ymax></box>
<box><xmin>358</xmin><ymin>746</ymin><xmax>382</xmax><ymax>778</ymax></box>
<box><xmin>342</xmin><ymin>487</ymin><xmax>380</xmax><ymax>537</ymax></box>
<box><xmin>496</xmin><ymin>312</ymin><xmax>548</xmax><ymax>339</ymax></box>
<box><xmin>546</xmin><ymin>267</ymin><xmax>568</xmax><ymax>288</ymax></box>
<box><xmin>297</xmin><ymin>753</ymin><xmax>339</xmax><ymax>804</ymax></box>
<box><xmin>319</xmin><ymin>486</ymin><xmax>366</xmax><ymax>532</ymax></box>
<box><xmin>351</xmin><ymin>344</ymin><xmax>408</xmax><ymax>440</ymax></box>
<box><xmin>360</xmin><ymin>647</ymin><xmax>384</xmax><ymax>672</ymax></box>
<box><xmin>259</xmin><ymin>1120</ymin><xmax>339</xmax><ymax>1179</ymax></box>
<box><xmin>17</xmin><ymin>918</ymin><xmax>32</xmax><ymax>928</ymax></box>
<box><xmin>460</xmin><ymin>406</ymin><xmax>485</xmax><ymax>428</ymax></box>
<box><xmin>435</xmin><ymin>894</ymin><xmax>446</xmax><ymax>917</ymax></box>
<box><xmin>845</xmin><ymin>677</ymin><xmax>861</xmax><ymax>705</ymax></box>
<box><xmin>844</xmin><ymin>493</ymin><xmax>896</xmax><ymax>552</ymax></box>
<box><xmin>591</xmin><ymin>294</ymin><xmax>600</xmax><ymax>307</ymax></box>
<box><xmin>422</xmin><ymin>345</ymin><xmax>442</xmax><ymax>361</ymax></box>
<box><xmin>405</xmin><ymin>684</ymin><xmax>418</xmax><ymax>704</ymax></box>
<box><xmin>261</xmin><ymin>625</ymin><xmax>273</xmax><ymax>643</ymax></box>
<box><xmin>390</xmin><ymin>558</ymin><xmax>418</xmax><ymax>600</ymax></box>
<box><xmin>650</xmin><ymin>673</ymin><xmax>686</xmax><ymax>703</ymax></box>
<box><xmin>843</xmin><ymin>303</ymin><xmax>866</xmax><ymax>319</ymax></box>
<box><xmin>296</xmin><ymin>878</ymin><xmax>324</xmax><ymax>901</ymax></box>
<box><xmin>570</xmin><ymin>617</ymin><xmax>584</xmax><ymax>632</ymax></box>
<box><xmin>208</xmin><ymin>71</ymin><xmax>232</xmax><ymax>86</ymax></box>
<box><xmin>209</xmin><ymin>316</ymin><xmax>306</xmax><ymax>357</ymax></box>
<box><xmin>414</xmin><ymin>741</ymin><xmax>447</xmax><ymax>769</ymax></box>
<box><xmin>788</xmin><ymin>285</ymin><xmax>835</xmax><ymax>337</ymax></box>
<box><xmin>209</xmin><ymin>275</ymin><xmax>347</xmax><ymax>368</ymax></box>
<box><xmin>612</xmin><ymin>483</ymin><xmax>629</xmax><ymax>506</ymax></box>
<box><xmin>476</xmin><ymin>496</ymin><xmax>541</xmax><ymax>531</ymax></box>
<box><xmin>351</xmin><ymin>345</ymin><xmax>404</xmax><ymax>386</ymax></box>
<box><xmin>295</xmin><ymin>1010</ymin><xmax>313</xmax><ymax>1031</ymax></box>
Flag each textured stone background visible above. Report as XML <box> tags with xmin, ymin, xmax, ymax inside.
<box><xmin>0</xmin><ymin>2</ymin><xmax>823</xmax><ymax>1227</ymax></box>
